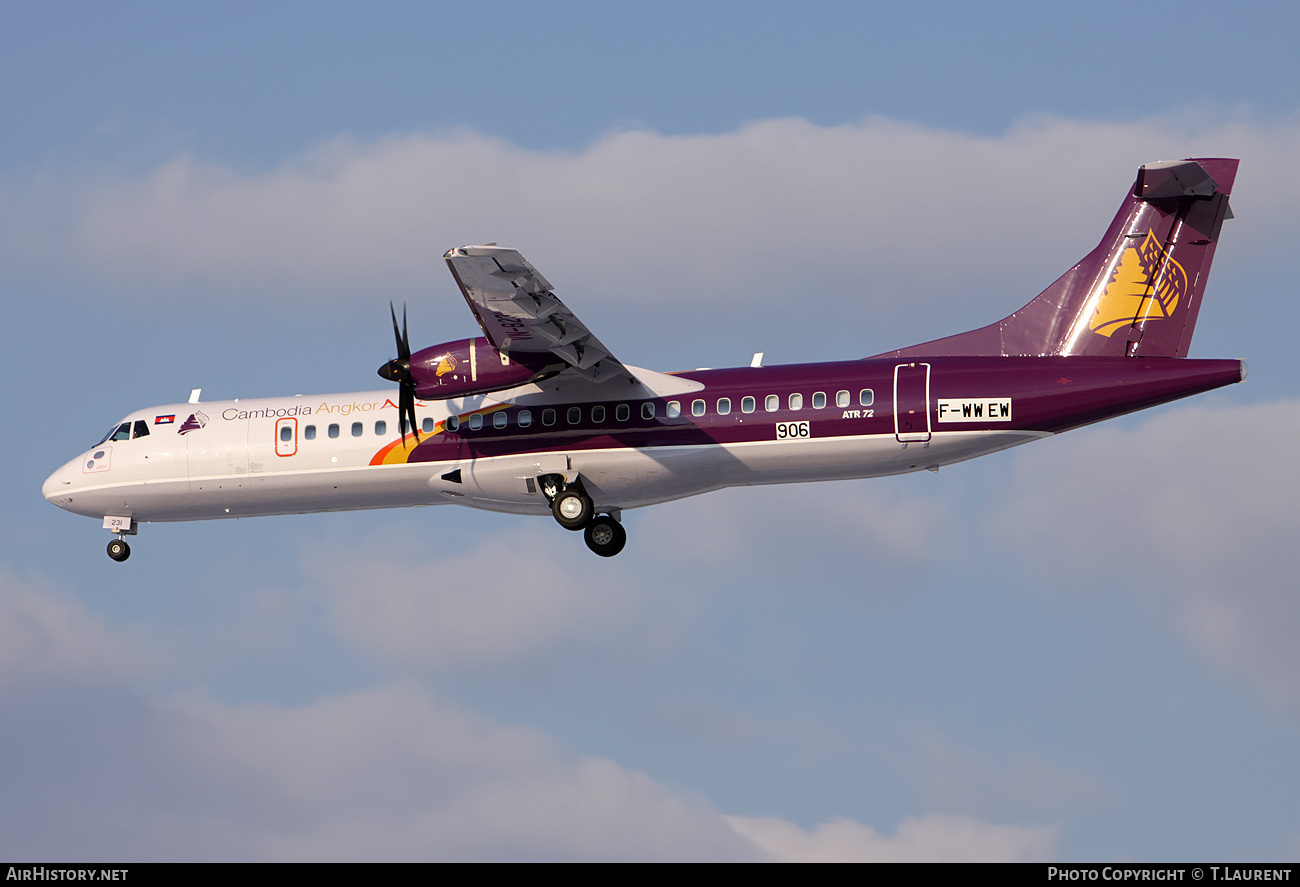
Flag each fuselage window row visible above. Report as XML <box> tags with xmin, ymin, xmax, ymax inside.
<box><xmin>288</xmin><ymin>388</ymin><xmax>877</xmax><ymax>445</ymax></box>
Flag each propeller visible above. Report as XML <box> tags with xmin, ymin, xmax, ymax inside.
<box><xmin>377</xmin><ymin>302</ymin><xmax>420</xmax><ymax>444</ymax></box>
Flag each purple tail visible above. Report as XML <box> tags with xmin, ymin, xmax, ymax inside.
<box><xmin>876</xmin><ymin>158</ymin><xmax>1238</xmax><ymax>359</ymax></box>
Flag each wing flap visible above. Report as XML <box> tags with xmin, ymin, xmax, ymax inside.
<box><xmin>445</xmin><ymin>245</ymin><xmax>632</xmax><ymax>385</ymax></box>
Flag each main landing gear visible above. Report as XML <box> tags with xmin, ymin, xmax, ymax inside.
<box><xmin>542</xmin><ymin>476</ymin><xmax>627</xmax><ymax>557</ymax></box>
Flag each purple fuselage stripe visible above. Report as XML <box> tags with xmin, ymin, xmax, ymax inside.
<box><xmin>404</xmin><ymin>356</ymin><xmax>1242</xmax><ymax>463</ymax></box>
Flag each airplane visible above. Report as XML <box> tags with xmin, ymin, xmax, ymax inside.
<box><xmin>43</xmin><ymin>157</ymin><xmax>1245</xmax><ymax>561</ymax></box>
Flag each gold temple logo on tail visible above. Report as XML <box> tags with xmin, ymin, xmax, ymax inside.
<box><xmin>1089</xmin><ymin>231</ymin><xmax>1188</xmax><ymax>337</ymax></box>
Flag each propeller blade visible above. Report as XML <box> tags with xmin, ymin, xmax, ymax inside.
<box><xmin>389</xmin><ymin>301</ymin><xmax>400</xmax><ymax>351</ymax></box>
<box><xmin>382</xmin><ymin>301</ymin><xmax>420</xmax><ymax>446</ymax></box>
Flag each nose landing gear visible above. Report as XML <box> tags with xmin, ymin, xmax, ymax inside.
<box><xmin>102</xmin><ymin>515</ymin><xmax>137</xmax><ymax>563</ymax></box>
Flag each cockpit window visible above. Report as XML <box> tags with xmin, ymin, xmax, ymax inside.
<box><xmin>133</xmin><ymin>420</ymin><xmax>150</xmax><ymax>439</ymax></box>
<box><xmin>110</xmin><ymin>423</ymin><xmax>131</xmax><ymax>442</ymax></box>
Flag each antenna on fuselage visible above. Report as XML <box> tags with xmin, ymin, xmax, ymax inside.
<box><xmin>750</xmin><ymin>353</ymin><xmax>764</xmax><ymax>368</ymax></box>
<box><xmin>189</xmin><ymin>389</ymin><xmax>202</xmax><ymax>403</ymax></box>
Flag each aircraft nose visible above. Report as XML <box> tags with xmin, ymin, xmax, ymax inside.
<box><xmin>42</xmin><ymin>462</ymin><xmax>72</xmax><ymax>507</ymax></box>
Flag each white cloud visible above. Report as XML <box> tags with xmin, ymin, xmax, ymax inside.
<box><xmin>164</xmin><ymin>684</ymin><xmax>759</xmax><ymax>861</ymax></box>
<box><xmin>905</xmin><ymin>724</ymin><xmax>1107</xmax><ymax>818</ymax></box>
<box><xmin>727</xmin><ymin>812</ymin><xmax>1057</xmax><ymax>862</ymax></box>
<box><xmin>311</xmin><ymin>527</ymin><xmax>642</xmax><ymax>667</ymax></box>
<box><xmin>645</xmin><ymin>695</ymin><xmax>849</xmax><ymax>765</ymax></box>
<box><xmin>0</xmin><ymin>579</ymin><xmax>748</xmax><ymax>862</ymax></box>
<box><xmin>7</xmin><ymin>112</ymin><xmax>1299</xmax><ymax>338</ymax></box>
<box><xmin>0</xmin><ymin>560</ymin><xmax>1065</xmax><ymax>863</ymax></box>
<box><xmin>987</xmin><ymin>399</ymin><xmax>1300</xmax><ymax>707</ymax></box>
<box><xmin>0</xmin><ymin>566</ymin><xmax>136</xmax><ymax>685</ymax></box>
<box><xmin>0</xmin><ymin>677</ymin><xmax>763</xmax><ymax>861</ymax></box>
<box><xmin>639</xmin><ymin>479</ymin><xmax>949</xmax><ymax>570</ymax></box>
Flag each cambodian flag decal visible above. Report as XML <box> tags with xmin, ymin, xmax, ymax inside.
<box><xmin>155</xmin><ymin>415</ymin><xmax>176</xmax><ymax>425</ymax></box>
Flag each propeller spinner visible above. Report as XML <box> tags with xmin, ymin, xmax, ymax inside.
<box><xmin>378</xmin><ymin>302</ymin><xmax>420</xmax><ymax>444</ymax></box>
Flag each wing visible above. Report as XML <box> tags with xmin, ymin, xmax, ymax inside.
<box><xmin>444</xmin><ymin>245</ymin><xmax>631</xmax><ymax>385</ymax></box>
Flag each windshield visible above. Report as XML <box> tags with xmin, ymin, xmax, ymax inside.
<box><xmin>94</xmin><ymin>422</ymin><xmax>132</xmax><ymax>447</ymax></box>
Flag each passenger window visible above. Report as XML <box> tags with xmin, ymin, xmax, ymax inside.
<box><xmin>305</xmin><ymin>425</ymin><xmax>316</xmax><ymax>440</ymax></box>
<box><xmin>567</xmin><ymin>407</ymin><xmax>581</xmax><ymax>425</ymax></box>
<box><xmin>493</xmin><ymin>412</ymin><xmax>507</xmax><ymax>429</ymax></box>
<box><xmin>111</xmin><ymin>423</ymin><xmax>131</xmax><ymax>441</ymax></box>
<box><xmin>717</xmin><ymin>398</ymin><xmax>731</xmax><ymax>415</ymax></box>
<box><xmin>280</xmin><ymin>426</ymin><xmax>293</xmax><ymax>442</ymax></box>
<box><xmin>375</xmin><ymin>420</ymin><xmax>386</xmax><ymax>436</ymax></box>
<box><xmin>836</xmin><ymin>390</ymin><xmax>850</xmax><ymax>408</ymax></box>
<box><xmin>812</xmin><ymin>391</ymin><xmax>826</xmax><ymax>409</ymax></box>
<box><xmin>765</xmin><ymin>395</ymin><xmax>779</xmax><ymax>412</ymax></box>
<box><xmin>132</xmin><ymin>420</ymin><xmax>150</xmax><ymax>439</ymax></box>
<box><xmin>860</xmin><ymin>389</ymin><xmax>874</xmax><ymax>406</ymax></box>
<box><xmin>542</xmin><ymin>409</ymin><xmax>556</xmax><ymax>426</ymax></box>
<box><xmin>692</xmin><ymin>399</ymin><xmax>705</xmax><ymax>417</ymax></box>
<box><xmin>592</xmin><ymin>405</ymin><xmax>606</xmax><ymax>424</ymax></box>
<box><xmin>469</xmin><ymin>414</ymin><xmax>483</xmax><ymax>431</ymax></box>
<box><xmin>641</xmin><ymin>402</ymin><xmax>655</xmax><ymax>420</ymax></box>
<box><xmin>616</xmin><ymin>404</ymin><xmax>630</xmax><ymax>422</ymax></box>
<box><xmin>447</xmin><ymin>415</ymin><xmax>460</xmax><ymax>432</ymax></box>
<box><xmin>667</xmin><ymin>401</ymin><xmax>681</xmax><ymax>418</ymax></box>
<box><xmin>519</xmin><ymin>410</ymin><xmax>533</xmax><ymax>427</ymax></box>
<box><xmin>742</xmin><ymin>396</ymin><xmax>755</xmax><ymax>414</ymax></box>
<box><xmin>351</xmin><ymin>422</ymin><xmax>363</xmax><ymax>437</ymax></box>
<box><xmin>422</xmin><ymin>417</ymin><xmax>434</xmax><ymax>434</ymax></box>
<box><xmin>789</xmin><ymin>393</ymin><xmax>803</xmax><ymax>411</ymax></box>
<box><xmin>328</xmin><ymin>423</ymin><xmax>340</xmax><ymax>439</ymax></box>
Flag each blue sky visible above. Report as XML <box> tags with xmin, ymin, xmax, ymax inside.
<box><xmin>4</xmin><ymin>1</ymin><xmax>1299</xmax><ymax>861</ymax></box>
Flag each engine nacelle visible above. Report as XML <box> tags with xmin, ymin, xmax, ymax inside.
<box><xmin>409</xmin><ymin>337</ymin><xmax>562</xmax><ymax>399</ymax></box>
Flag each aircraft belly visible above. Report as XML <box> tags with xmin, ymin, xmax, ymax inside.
<box><xmin>718</xmin><ymin>430</ymin><xmax>1050</xmax><ymax>486</ymax></box>
<box><xmin>452</xmin><ymin>446</ymin><xmax>728</xmax><ymax>515</ymax></box>
<box><xmin>223</xmin><ymin>464</ymin><xmax>448</xmax><ymax>517</ymax></box>
<box><xmin>64</xmin><ymin>463</ymin><xmax>451</xmax><ymax>522</ymax></box>
<box><xmin>576</xmin><ymin>445</ymin><xmax>725</xmax><ymax>509</ymax></box>
<box><xmin>448</xmin><ymin>431</ymin><xmax>1052</xmax><ymax>514</ymax></box>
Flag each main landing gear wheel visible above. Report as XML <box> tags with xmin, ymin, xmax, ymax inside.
<box><xmin>584</xmin><ymin>516</ymin><xmax>626</xmax><ymax>557</ymax></box>
<box><xmin>107</xmin><ymin>538</ymin><xmax>131</xmax><ymax>562</ymax></box>
<box><xmin>552</xmin><ymin>488</ymin><xmax>593</xmax><ymax>531</ymax></box>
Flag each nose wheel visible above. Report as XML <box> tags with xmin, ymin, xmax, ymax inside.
<box><xmin>107</xmin><ymin>538</ymin><xmax>131</xmax><ymax>562</ymax></box>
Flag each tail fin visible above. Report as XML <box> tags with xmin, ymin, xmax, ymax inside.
<box><xmin>876</xmin><ymin>158</ymin><xmax>1237</xmax><ymax>359</ymax></box>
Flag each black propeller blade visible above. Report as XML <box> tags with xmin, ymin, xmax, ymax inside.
<box><xmin>378</xmin><ymin>301</ymin><xmax>420</xmax><ymax>445</ymax></box>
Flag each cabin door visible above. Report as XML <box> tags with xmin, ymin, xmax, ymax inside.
<box><xmin>893</xmin><ymin>362</ymin><xmax>932</xmax><ymax>443</ymax></box>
